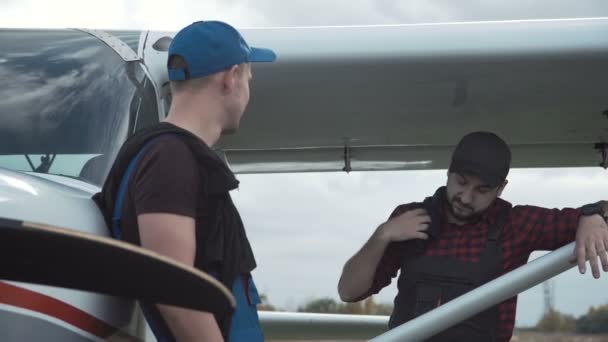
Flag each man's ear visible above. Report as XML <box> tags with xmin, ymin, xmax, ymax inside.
<box><xmin>221</xmin><ymin>65</ymin><xmax>240</xmax><ymax>93</ymax></box>
<box><xmin>497</xmin><ymin>179</ymin><xmax>508</xmax><ymax>197</ymax></box>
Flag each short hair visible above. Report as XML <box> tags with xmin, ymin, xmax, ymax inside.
<box><xmin>168</xmin><ymin>54</ymin><xmax>211</xmax><ymax>93</ymax></box>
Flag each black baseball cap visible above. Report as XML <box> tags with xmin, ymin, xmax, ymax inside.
<box><xmin>448</xmin><ymin>131</ymin><xmax>511</xmax><ymax>188</ymax></box>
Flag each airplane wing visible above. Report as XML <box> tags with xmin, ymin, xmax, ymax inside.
<box><xmin>145</xmin><ymin>17</ymin><xmax>608</xmax><ymax>174</ymax></box>
<box><xmin>234</xmin><ymin>18</ymin><xmax>608</xmax><ymax>173</ymax></box>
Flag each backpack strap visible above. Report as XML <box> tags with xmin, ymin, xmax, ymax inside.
<box><xmin>487</xmin><ymin>209</ymin><xmax>509</xmax><ymax>242</ymax></box>
<box><xmin>110</xmin><ymin>136</ymin><xmax>175</xmax><ymax>342</ymax></box>
<box><xmin>111</xmin><ymin>138</ymin><xmax>159</xmax><ymax>239</ymax></box>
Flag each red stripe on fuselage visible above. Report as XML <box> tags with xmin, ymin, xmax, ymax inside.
<box><xmin>0</xmin><ymin>281</ymin><xmax>117</xmax><ymax>338</ymax></box>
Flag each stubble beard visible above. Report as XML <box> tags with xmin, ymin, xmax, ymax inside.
<box><xmin>447</xmin><ymin>197</ymin><xmax>484</xmax><ymax>223</ymax></box>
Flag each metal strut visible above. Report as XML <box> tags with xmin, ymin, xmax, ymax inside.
<box><xmin>596</xmin><ymin>142</ymin><xmax>608</xmax><ymax>169</ymax></box>
<box><xmin>343</xmin><ymin>144</ymin><xmax>352</xmax><ymax>173</ymax></box>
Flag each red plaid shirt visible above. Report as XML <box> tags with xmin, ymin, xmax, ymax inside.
<box><xmin>367</xmin><ymin>192</ymin><xmax>580</xmax><ymax>342</ymax></box>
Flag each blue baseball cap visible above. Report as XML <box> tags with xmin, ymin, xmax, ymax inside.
<box><xmin>167</xmin><ymin>20</ymin><xmax>277</xmax><ymax>81</ymax></box>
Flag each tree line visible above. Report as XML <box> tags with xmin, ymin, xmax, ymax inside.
<box><xmin>259</xmin><ymin>294</ymin><xmax>608</xmax><ymax>334</ymax></box>
<box><xmin>534</xmin><ymin>304</ymin><xmax>608</xmax><ymax>334</ymax></box>
<box><xmin>258</xmin><ymin>294</ymin><xmax>392</xmax><ymax>315</ymax></box>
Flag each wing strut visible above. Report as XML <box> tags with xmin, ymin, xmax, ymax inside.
<box><xmin>596</xmin><ymin>142</ymin><xmax>607</xmax><ymax>169</ymax></box>
<box><xmin>342</xmin><ymin>143</ymin><xmax>352</xmax><ymax>173</ymax></box>
<box><xmin>370</xmin><ymin>242</ymin><xmax>577</xmax><ymax>342</ymax></box>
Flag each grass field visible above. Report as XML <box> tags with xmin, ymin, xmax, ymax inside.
<box><xmin>511</xmin><ymin>332</ymin><xmax>608</xmax><ymax>341</ymax></box>
<box><xmin>271</xmin><ymin>332</ymin><xmax>608</xmax><ymax>342</ymax></box>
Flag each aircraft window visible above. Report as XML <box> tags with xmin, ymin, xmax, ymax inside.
<box><xmin>133</xmin><ymin>77</ymin><xmax>160</xmax><ymax>132</ymax></box>
<box><xmin>106</xmin><ymin>30</ymin><xmax>141</xmax><ymax>54</ymax></box>
<box><xmin>0</xmin><ymin>154</ymin><xmax>99</xmax><ymax>179</ymax></box>
<box><xmin>0</xmin><ymin>29</ymin><xmax>158</xmax><ymax>186</ymax></box>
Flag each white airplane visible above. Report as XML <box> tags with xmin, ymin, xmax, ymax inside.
<box><xmin>0</xmin><ymin>16</ymin><xmax>607</xmax><ymax>341</ymax></box>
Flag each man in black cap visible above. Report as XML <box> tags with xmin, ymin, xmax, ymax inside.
<box><xmin>337</xmin><ymin>131</ymin><xmax>608</xmax><ymax>342</ymax></box>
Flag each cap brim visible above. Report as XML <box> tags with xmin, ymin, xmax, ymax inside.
<box><xmin>450</xmin><ymin>162</ymin><xmax>504</xmax><ymax>188</ymax></box>
<box><xmin>249</xmin><ymin>47</ymin><xmax>277</xmax><ymax>62</ymax></box>
<box><xmin>465</xmin><ymin>170</ymin><xmax>502</xmax><ymax>188</ymax></box>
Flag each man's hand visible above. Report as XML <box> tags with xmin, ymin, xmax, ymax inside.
<box><xmin>377</xmin><ymin>208</ymin><xmax>431</xmax><ymax>243</ymax></box>
<box><xmin>573</xmin><ymin>214</ymin><xmax>608</xmax><ymax>279</ymax></box>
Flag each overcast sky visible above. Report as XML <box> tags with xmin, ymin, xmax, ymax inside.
<box><xmin>2</xmin><ymin>0</ymin><xmax>608</xmax><ymax>328</ymax></box>
<box><xmin>2</xmin><ymin>0</ymin><xmax>608</xmax><ymax>30</ymax></box>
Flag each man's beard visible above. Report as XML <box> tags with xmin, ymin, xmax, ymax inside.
<box><xmin>447</xmin><ymin>197</ymin><xmax>484</xmax><ymax>223</ymax></box>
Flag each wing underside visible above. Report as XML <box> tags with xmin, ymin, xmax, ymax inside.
<box><xmin>198</xmin><ymin>18</ymin><xmax>608</xmax><ymax>173</ymax></box>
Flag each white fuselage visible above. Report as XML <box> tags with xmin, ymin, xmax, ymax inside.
<box><xmin>0</xmin><ymin>168</ymin><xmax>145</xmax><ymax>341</ymax></box>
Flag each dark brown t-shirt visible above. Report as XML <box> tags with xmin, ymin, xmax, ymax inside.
<box><xmin>119</xmin><ymin>135</ymin><xmax>209</xmax><ymax>265</ymax></box>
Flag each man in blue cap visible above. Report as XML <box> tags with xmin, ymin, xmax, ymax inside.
<box><xmin>94</xmin><ymin>20</ymin><xmax>276</xmax><ymax>341</ymax></box>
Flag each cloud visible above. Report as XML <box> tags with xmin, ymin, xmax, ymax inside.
<box><xmin>0</xmin><ymin>0</ymin><xmax>132</xmax><ymax>29</ymax></box>
<box><xmin>2</xmin><ymin>0</ymin><xmax>608</xmax><ymax>30</ymax></box>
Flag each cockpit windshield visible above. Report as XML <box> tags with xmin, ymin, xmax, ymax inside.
<box><xmin>0</xmin><ymin>29</ymin><xmax>159</xmax><ymax>186</ymax></box>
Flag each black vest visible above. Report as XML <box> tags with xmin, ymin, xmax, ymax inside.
<box><xmin>389</xmin><ymin>188</ymin><xmax>508</xmax><ymax>341</ymax></box>
<box><xmin>93</xmin><ymin>122</ymin><xmax>257</xmax><ymax>338</ymax></box>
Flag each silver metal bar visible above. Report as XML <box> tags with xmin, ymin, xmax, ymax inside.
<box><xmin>259</xmin><ymin>311</ymin><xmax>388</xmax><ymax>340</ymax></box>
<box><xmin>370</xmin><ymin>242</ymin><xmax>577</xmax><ymax>342</ymax></box>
